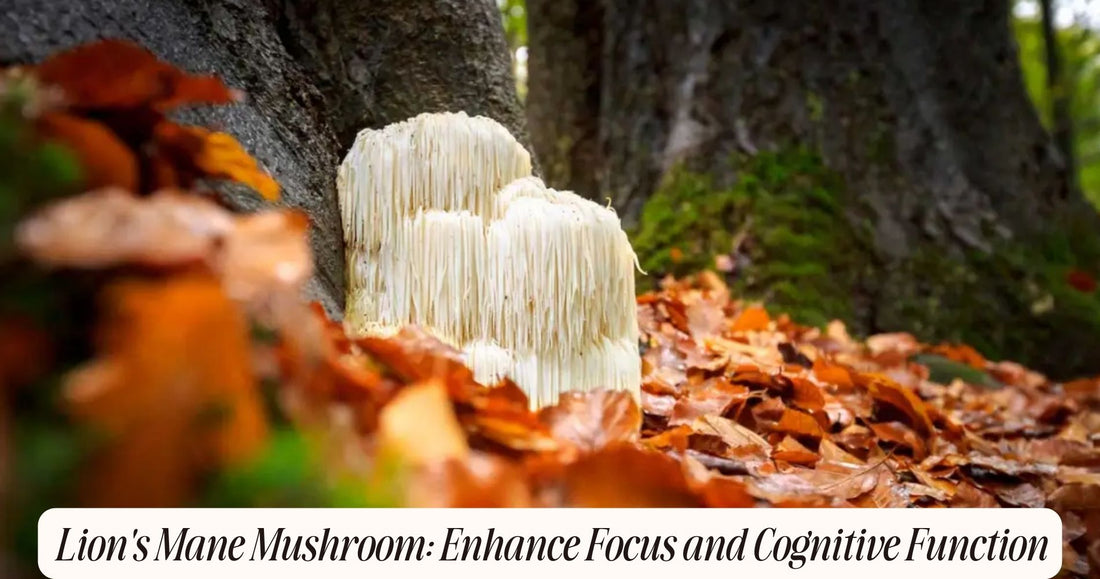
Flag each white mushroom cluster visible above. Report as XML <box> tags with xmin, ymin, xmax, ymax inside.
<box><xmin>337</xmin><ymin>112</ymin><xmax>640</xmax><ymax>408</ymax></box>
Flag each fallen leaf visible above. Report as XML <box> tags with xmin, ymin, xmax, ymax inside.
<box><xmin>557</xmin><ymin>443</ymin><xmax>701</xmax><ymax>507</ymax></box>
<box><xmin>731</xmin><ymin>305</ymin><xmax>770</xmax><ymax>333</ymax></box>
<box><xmin>786</xmin><ymin>377</ymin><xmax>826</xmax><ymax>412</ymax></box>
<box><xmin>773</xmin><ymin>408</ymin><xmax>824</xmax><ymax>439</ymax></box>
<box><xmin>861</xmin><ymin>374</ymin><xmax>935</xmax><ymax>436</ymax></box>
<box><xmin>812</xmin><ymin>357</ymin><xmax>854</xmax><ymax>389</ymax></box>
<box><xmin>868</xmin><ymin>421</ymin><xmax>926</xmax><ymax>459</ymax></box>
<box><xmin>16</xmin><ymin>188</ymin><xmax>232</xmax><ymax>268</ymax></box>
<box><xmin>539</xmin><ymin>390</ymin><xmax>641</xmax><ymax>452</ymax></box>
<box><xmin>357</xmin><ymin>327</ymin><xmax>477</xmax><ymax>401</ymax></box>
<box><xmin>405</xmin><ymin>453</ymin><xmax>532</xmax><ymax>507</ymax></box>
<box><xmin>217</xmin><ymin>210</ymin><xmax>312</xmax><ymax>302</ymax></box>
<box><xmin>927</xmin><ymin>343</ymin><xmax>987</xmax><ymax>369</ymax></box>
<box><xmin>153</xmin><ymin>122</ymin><xmax>279</xmax><ymax>200</ymax></box>
<box><xmin>691</xmin><ymin>414</ymin><xmax>772</xmax><ymax>454</ymax></box>
<box><xmin>772</xmin><ymin>436</ymin><xmax>820</xmax><ymax>466</ymax></box>
<box><xmin>36</xmin><ymin>39</ymin><xmax>238</xmax><ymax>111</ymax></box>
<box><xmin>36</xmin><ymin>112</ymin><xmax>138</xmax><ymax>192</ymax></box>
<box><xmin>65</xmin><ymin>274</ymin><xmax>266</xmax><ymax>506</ymax></box>
<box><xmin>669</xmin><ymin>380</ymin><xmax>749</xmax><ymax>425</ymax></box>
<box><xmin>377</xmin><ymin>378</ymin><xmax>468</xmax><ymax>466</ymax></box>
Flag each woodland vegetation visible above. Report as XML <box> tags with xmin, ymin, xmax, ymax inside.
<box><xmin>1</xmin><ymin>1</ymin><xmax>1099</xmax><ymax>578</ymax></box>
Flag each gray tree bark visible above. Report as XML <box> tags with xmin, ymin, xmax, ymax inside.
<box><xmin>1039</xmin><ymin>0</ymin><xmax>1078</xmax><ymax>190</ymax></box>
<box><xmin>527</xmin><ymin>0</ymin><xmax>1100</xmax><ymax>377</ymax></box>
<box><xmin>529</xmin><ymin>0</ymin><xmax>1072</xmax><ymax>233</ymax></box>
<box><xmin>1</xmin><ymin>0</ymin><xmax>527</xmax><ymax>316</ymax></box>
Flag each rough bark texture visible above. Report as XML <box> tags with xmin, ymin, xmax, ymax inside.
<box><xmin>528</xmin><ymin>0</ymin><xmax>1100</xmax><ymax>376</ymax></box>
<box><xmin>526</xmin><ymin>0</ymin><xmax>604</xmax><ymax>199</ymax></box>
<box><xmin>529</xmin><ymin>0</ymin><xmax>1070</xmax><ymax>233</ymax></box>
<box><xmin>2</xmin><ymin>0</ymin><xmax>527</xmax><ymax>316</ymax></box>
<box><xmin>1040</xmin><ymin>0</ymin><xmax>1078</xmax><ymax>189</ymax></box>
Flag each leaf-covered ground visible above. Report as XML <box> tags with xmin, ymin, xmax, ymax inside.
<box><xmin>2</xmin><ymin>38</ymin><xmax>1099</xmax><ymax>579</ymax></box>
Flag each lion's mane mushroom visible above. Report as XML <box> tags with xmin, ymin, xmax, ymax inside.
<box><xmin>337</xmin><ymin>112</ymin><xmax>640</xmax><ymax>407</ymax></box>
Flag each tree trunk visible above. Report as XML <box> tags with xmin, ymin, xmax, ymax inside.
<box><xmin>528</xmin><ymin>0</ymin><xmax>1100</xmax><ymax>377</ymax></box>
<box><xmin>526</xmin><ymin>0</ymin><xmax>605</xmax><ymax>199</ymax></box>
<box><xmin>1039</xmin><ymin>0</ymin><xmax>1078</xmax><ymax>190</ymax></box>
<box><xmin>1</xmin><ymin>0</ymin><xmax>527</xmax><ymax>315</ymax></box>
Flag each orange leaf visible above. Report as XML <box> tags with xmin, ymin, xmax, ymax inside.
<box><xmin>772</xmin><ymin>436</ymin><xmax>821</xmax><ymax>465</ymax></box>
<box><xmin>36</xmin><ymin>112</ymin><xmax>138</xmax><ymax>192</ymax></box>
<box><xmin>787</xmin><ymin>377</ymin><xmax>826</xmax><ymax>412</ymax></box>
<box><xmin>868</xmin><ymin>421</ymin><xmax>926</xmax><ymax>460</ymax></box>
<box><xmin>65</xmin><ymin>274</ymin><xmax>266</xmax><ymax>507</ymax></box>
<box><xmin>928</xmin><ymin>343</ymin><xmax>987</xmax><ymax>369</ymax></box>
<box><xmin>218</xmin><ymin>210</ymin><xmax>313</xmax><ymax>301</ymax></box>
<box><xmin>691</xmin><ymin>414</ymin><xmax>772</xmax><ymax>454</ymax></box>
<box><xmin>153</xmin><ymin>122</ymin><xmax>279</xmax><ymax>200</ymax></box>
<box><xmin>539</xmin><ymin>390</ymin><xmax>641</xmax><ymax>452</ymax></box>
<box><xmin>357</xmin><ymin>327</ymin><xmax>479</xmax><ymax>401</ymax></box>
<box><xmin>463</xmin><ymin>380</ymin><xmax>557</xmax><ymax>453</ymax></box>
<box><xmin>774</xmin><ymin>408</ymin><xmax>824</xmax><ymax>439</ymax></box>
<box><xmin>36</xmin><ymin>39</ymin><xmax>238</xmax><ymax>111</ymax></box>
<box><xmin>812</xmin><ymin>357</ymin><xmax>854</xmax><ymax>389</ymax></box>
<box><xmin>669</xmin><ymin>380</ymin><xmax>750</xmax><ymax>425</ymax></box>
<box><xmin>731</xmin><ymin>305</ymin><xmax>770</xmax><ymax>332</ymax></box>
<box><xmin>559</xmin><ymin>443</ymin><xmax>702</xmax><ymax>507</ymax></box>
<box><xmin>862</xmin><ymin>374</ymin><xmax>935</xmax><ymax>436</ymax></box>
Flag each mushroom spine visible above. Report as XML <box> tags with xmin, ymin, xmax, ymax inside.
<box><xmin>337</xmin><ymin>112</ymin><xmax>640</xmax><ymax>408</ymax></box>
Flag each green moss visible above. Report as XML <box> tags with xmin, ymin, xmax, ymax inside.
<box><xmin>631</xmin><ymin>169</ymin><xmax>736</xmax><ymax>275</ymax></box>
<box><xmin>630</xmin><ymin>148</ymin><xmax>1100</xmax><ymax>377</ymax></box>
<box><xmin>880</xmin><ymin>229</ymin><xmax>1100</xmax><ymax>377</ymax></box>
<box><xmin>631</xmin><ymin>148</ymin><xmax>871</xmax><ymax>328</ymax></box>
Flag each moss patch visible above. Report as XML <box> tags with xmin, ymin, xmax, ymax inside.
<box><xmin>878</xmin><ymin>223</ymin><xmax>1100</xmax><ymax>377</ymax></box>
<box><xmin>630</xmin><ymin>148</ymin><xmax>1100</xmax><ymax>378</ymax></box>
<box><xmin>631</xmin><ymin>148</ymin><xmax>872</xmax><ymax>327</ymax></box>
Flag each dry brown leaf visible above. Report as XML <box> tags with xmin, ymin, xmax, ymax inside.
<box><xmin>786</xmin><ymin>376</ymin><xmax>826</xmax><ymax>412</ymax></box>
<box><xmin>35</xmin><ymin>39</ymin><xmax>238</xmax><ymax>111</ymax></box>
<box><xmin>861</xmin><ymin>373</ymin><xmax>936</xmax><ymax>436</ymax></box>
<box><xmin>557</xmin><ymin>443</ymin><xmax>702</xmax><ymax>507</ymax></box>
<box><xmin>153</xmin><ymin>122</ymin><xmax>279</xmax><ymax>200</ymax></box>
<box><xmin>691</xmin><ymin>414</ymin><xmax>772</xmax><ymax>453</ymax></box>
<box><xmin>812</xmin><ymin>357</ymin><xmax>854</xmax><ymax>389</ymax></box>
<box><xmin>539</xmin><ymin>390</ymin><xmax>641</xmax><ymax>452</ymax></box>
<box><xmin>773</xmin><ymin>408</ymin><xmax>825</xmax><ymax>439</ymax></box>
<box><xmin>928</xmin><ymin>343</ymin><xmax>987</xmax><ymax>369</ymax></box>
<box><xmin>16</xmin><ymin>188</ymin><xmax>232</xmax><ymax>268</ymax></box>
<box><xmin>669</xmin><ymin>380</ymin><xmax>749</xmax><ymax>425</ymax></box>
<box><xmin>405</xmin><ymin>453</ymin><xmax>532</xmax><ymax>507</ymax></box>
<box><xmin>730</xmin><ymin>305</ymin><xmax>770</xmax><ymax>333</ymax></box>
<box><xmin>217</xmin><ymin>210</ymin><xmax>312</xmax><ymax>302</ymax></box>
<box><xmin>772</xmin><ymin>436</ymin><xmax>820</xmax><ymax>466</ymax></box>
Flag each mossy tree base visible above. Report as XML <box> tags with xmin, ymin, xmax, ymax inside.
<box><xmin>632</xmin><ymin>149</ymin><xmax>1100</xmax><ymax>379</ymax></box>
